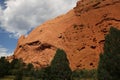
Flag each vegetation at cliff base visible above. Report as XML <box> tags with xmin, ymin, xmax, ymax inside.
<box><xmin>1</xmin><ymin>27</ymin><xmax>120</xmax><ymax>80</ymax></box>
<box><xmin>0</xmin><ymin>49</ymin><xmax>97</xmax><ymax>80</ymax></box>
<box><xmin>97</xmin><ymin>27</ymin><xmax>120</xmax><ymax>80</ymax></box>
<box><xmin>49</xmin><ymin>49</ymin><xmax>72</xmax><ymax>80</ymax></box>
<box><xmin>35</xmin><ymin>49</ymin><xmax>72</xmax><ymax>80</ymax></box>
<box><xmin>71</xmin><ymin>69</ymin><xmax>97</xmax><ymax>80</ymax></box>
<box><xmin>0</xmin><ymin>57</ymin><xmax>34</xmax><ymax>80</ymax></box>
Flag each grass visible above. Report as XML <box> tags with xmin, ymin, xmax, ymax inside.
<box><xmin>0</xmin><ymin>76</ymin><xmax>35</xmax><ymax>80</ymax></box>
<box><xmin>0</xmin><ymin>76</ymin><xmax>15</xmax><ymax>80</ymax></box>
<box><xmin>0</xmin><ymin>76</ymin><xmax>97</xmax><ymax>80</ymax></box>
<box><xmin>72</xmin><ymin>78</ymin><xmax>97</xmax><ymax>80</ymax></box>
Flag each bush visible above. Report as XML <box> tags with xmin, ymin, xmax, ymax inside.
<box><xmin>71</xmin><ymin>69</ymin><xmax>97</xmax><ymax>80</ymax></box>
<box><xmin>14</xmin><ymin>69</ymin><xmax>23</xmax><ymax>80</ymax></box>
<box><xmin>34</xmin><ymin>67</ymin><xmax>50</xmax><ymax>80</ymax></box>
<box><xmin>23</xmin><ymin>63</ymin><xmax>34</xmax><ymax>77</ymax></box>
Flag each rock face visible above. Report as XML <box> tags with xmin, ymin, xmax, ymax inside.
<box><xmin>10</xmin><ymin>0</ymin><xmax>120</xmax><ymax>70</ymax></box>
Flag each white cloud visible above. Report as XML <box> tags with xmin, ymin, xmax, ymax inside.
<box><xmin>0</xmin><ymin>7</ymin><xmax>3</xmax><ymax>22</ymax></box>
<box><xmin>0</xmin><ymin>0</ymin><xmax>78</xmax><ymax>38</ymax></box>
<box><xmin>0</xmin><ymin>45</ymin><xmax>13</xmax><ymax>57</ymax></box>
<box><xmin>0</xmin><ymin>7</ymin><xmax>2</xmax><ymax>13</ymax></box>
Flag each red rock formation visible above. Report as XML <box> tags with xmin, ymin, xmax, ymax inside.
<box><xmin>9</xmin><ymin>0</ymin><xmax>120</xmax><ymax>70</ymax></box>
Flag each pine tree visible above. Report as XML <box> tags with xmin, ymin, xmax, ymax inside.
<box><xmin>97</xmin><ymin>27</ymin><xmax>120</xmax><ymax>80</ymax></box>
<box><xmin>50</xmin><ymin>49</ymin><xmax>72</xmax><ymax>80</ymax></box>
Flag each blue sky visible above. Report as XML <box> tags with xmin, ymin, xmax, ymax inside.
<box><xmin>0</xmin><ymin>0</ymin><xmax>17</xmax><ymax>56</ymax></box>
<box><xmin>0</xmin><ymin>28</ymin><xmax>17</xmax><ymax>50</ymax></box>
<box><xmin>0</xmin><ymin>0</ymin><xmax>7</xmax><ymax>9</ymax></box>
<box><xmin>0</xmin><ymin>0</ymin><xmax>77</xmax><ymax>56</ymax></box>
<box><xmin>0</xmin><ymin>27</ymin><xmax>17</xmax><ymax>56</ymax></box>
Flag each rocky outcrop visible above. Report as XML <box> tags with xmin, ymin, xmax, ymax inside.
<box><xmin>9</xmin><ymin>0</ymin><xmax>120</xmax><ymax>70</ymax></box>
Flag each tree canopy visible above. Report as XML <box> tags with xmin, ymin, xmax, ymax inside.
<box><xmin>50</xmin><ymin>49</ymin><xmax>72</xmax><ymax>80</ymax></box>
<box><xmin>98</xmin><ymin>27</ymin><xmax>120</xmax><ymax>80</ymax></box>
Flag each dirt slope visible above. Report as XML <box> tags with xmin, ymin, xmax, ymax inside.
<box><xmin>8</xmin><ymin>0</ymin><xmax>120</xmax><ymax>70</ymax></box>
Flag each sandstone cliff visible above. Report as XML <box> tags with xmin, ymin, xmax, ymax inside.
<box><xmin>9</xmin><ymin>0</ymin><xmax>120</xmax><ymax>70</ymax></box>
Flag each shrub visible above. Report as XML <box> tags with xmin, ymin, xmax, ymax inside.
<box><xmin>71</xmin><ymin>69</ymin><xmax>97</xmax><ymax>80</ymax></box>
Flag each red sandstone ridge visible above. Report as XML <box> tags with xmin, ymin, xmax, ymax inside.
<box><xmin>8</xmin><ymin>0</ymin><xmax>120</xmax><ymax>70</ymax></box>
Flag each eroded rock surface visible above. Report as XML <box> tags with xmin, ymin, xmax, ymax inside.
<box><xmin>9</xmin><ymin>0</ymin><xmax>120</xmax><ymax>70</ymax></box>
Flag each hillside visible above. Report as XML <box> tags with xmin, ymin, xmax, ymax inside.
<box><xmin>8</xmin><ymin>0</ymin><xmax>120</xmax><ymax>70</ymax></box>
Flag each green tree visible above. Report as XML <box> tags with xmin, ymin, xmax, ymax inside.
<box><xmin>23</xmin><ymin>63</ymin><xmax>34</xmax><ymax>76</ymax></box>
<box><xmin>14</xmin><ymin>69</ymin><xmax>23</xmax><ymax>80</ymax></box>
<box><xmin>27</xmin><ymin>63</ymin><xmax>34</xmax><ymax>71</ymax></box>
<box><xmin>34</xmin><ymin>67</ymin><xmax>50</xmax><ymax>80</ymax></box>
<box><xmin>0</xmin><ymin>57</ymin><xmax>10</xmax><ymax>77</ymax></box>
<box><xmin>11</xmin><ymin>59</ymin><xmax>25</xmax><ymax>69</ymax></box>
<box><xmin>10</xmin><ymin>58</ymin><xmax>25</xmax><ymax>75</ymax></box>
<box><xmin>97</xmin><ymin>27</ymin><xmax>120</xmax><ymax>80</ymax></box>
<box><xmin>50</xmin><ymin>49</ymin><xmax>72</xmax><ymax>80</ymax></box>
